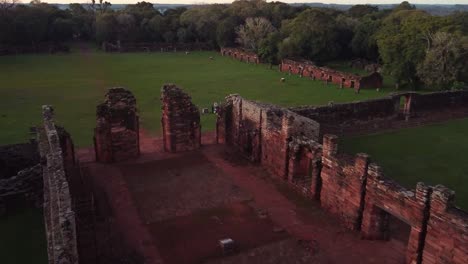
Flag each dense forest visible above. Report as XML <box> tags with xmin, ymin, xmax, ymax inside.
<box><xmin>0</xmin><ymin>0</ymin><xmax>467</xmax><ymax>89</ymax></box>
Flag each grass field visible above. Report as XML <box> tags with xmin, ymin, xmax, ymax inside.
<box><xmin>342</xmin><ymin>118</ymin><xmax>468</xmax><ymax>210</ymax></box>
<box><xmin>0</xmin><ymin>207</ymin><xmax>48</xmax><ymax>263</ymax></box>
<box><xmin>0</xmin><ymin>50</ymin><xmax>394</xmax><ymax>147</ymax></box>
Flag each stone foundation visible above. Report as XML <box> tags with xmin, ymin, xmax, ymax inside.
<box><xmin>94</xmin><ymin>88</ymin><xmax>140</xmax><ymax>162</ymax></box>
<box><xmin>161</xmin><ymin>84</ymin><xmax>201</xmax><ymax>152</ymax></box>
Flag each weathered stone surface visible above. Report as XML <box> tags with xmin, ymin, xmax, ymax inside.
<box><xmin>94</xmin><ymin>87</ymin><xmax>140</xmax><ymax>162</ymax></box>
<box><xmin>217</xmin><ymin>90</ymin><xmax>468</xmax><ymax>264</ymax></box>
<box><xmin>221</xmin><ymin>48</ymin><xmax>260</xmax><ymax>64</ymax></box>
<box><xmin>39</xmin><ymin>105</ymin><xmax>79</xmax><ymax>264</ymax></box>
<box><xmin>0</xmin><ymin>164</ymin><xmax>43</xmax><ymax>209</ymax></box>
<box><xmin>161</xmin><ymin>84</ymin><xmax>201</xmax><ymax>152</ymax></box>
<box><xmin>280</xmin><ymin>58</ymin><xmax>383</xmax><ymax>91</ymax></box>
<box><xmin>0</xmin><ymin>141</ymin><xmax>39</xmax><ymax>180</ymax></box>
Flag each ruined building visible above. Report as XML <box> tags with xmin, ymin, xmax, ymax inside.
<box><xmin>280</xmin><ymin>58</ymin><xmax>383</xmax><ymax>91</ymax></box>
<box><xmin>220</xmin><ymin>48</ymin><xmax>260</xmax><ymax>64</ymax></box>
<box><xmin>94</xmin><ymin>87</ymin><xmax>140</xmax><ymax>162</ymax></box>
<box><xmin>0</xmin><ymin>85</ymin><xmax>467</xmax><ymax>264</ymax></box>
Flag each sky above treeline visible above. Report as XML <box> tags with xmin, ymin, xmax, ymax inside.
<box><xmin>43</xmin><ymin>0</ymin><xmax>468</xmax><ymax>5</ymax></box>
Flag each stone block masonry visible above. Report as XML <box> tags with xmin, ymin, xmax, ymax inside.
<box><xmin>39</xmin><ymin>105</ymin><xmax>79</xmax><ymax>264</ymax></box>
<box><xmin>161</xmin><ymin>84</ymin><xmax>201</xmax><ymax>152</ymax></box>
<box><xmin>216</xmin><ymin>89</ymin><xmax>468</xmax><ymax>264</ymax></box>
<box><xmin>94</xmin><ymin>87</ymin><xmax>140</xmax><ymax>162</ymax></box>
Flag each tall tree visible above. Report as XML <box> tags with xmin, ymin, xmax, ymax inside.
<box><xmin>236</xmin><ymin>17</ymin><xmax>276</xmax><ymax>51</ymax></box>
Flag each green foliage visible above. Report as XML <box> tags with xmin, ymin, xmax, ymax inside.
<box><xmin>347</xmin><ymin>4</ymin><xmax>378</xmax><ymax>18</ymax></box>
<box><xmin>278</xmin><ymin>8</ymin><xmax>343</xmax><ymax>63</ymax></box>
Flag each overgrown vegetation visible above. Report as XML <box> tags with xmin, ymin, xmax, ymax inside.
<box><xmin>0</xmin><ymin>0</ymin><xmax>467</xmax><ymax>89</ymax></box>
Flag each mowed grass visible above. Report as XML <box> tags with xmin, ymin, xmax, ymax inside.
<box><xmin>0</xmin><ymin>50</ymin><xmax>392</xmax><ymax>147</ymax></box>
<box><xmin>342</xmin><ymin>118</ymin><xmax>468</xmax><ymax>210</ymax></box>
<box><xmin>0</xmin><ymin>207</ymin><xmax>48</xmax><ymax>263</ymax></box>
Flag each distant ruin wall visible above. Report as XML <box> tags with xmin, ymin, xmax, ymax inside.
<box><xmin>39</xmin><ymin>105</ymin><xmax>79</xmax><ymax>264</ymax></box>
<box><xmin>221</xmin><ymin>48</ymin><xmax>260</xmax><ymax>64</ymax></box>
<box><xmin>161</xmin><ymin>84</ymin><xmax>201</xmax><ymax>152</ymax></box>
<box><xmin>94</xmin><ymin>88</ymin><xmax>140</xmax><ymax>162</ymax></box>
<box><xmin>280</xmin><ymin>59</ymin><xmax>383</xmax><ymax>90</ymax></box>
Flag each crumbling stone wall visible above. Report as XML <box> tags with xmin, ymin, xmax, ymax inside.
<box><xmin>0</xmin><ymin>164</ymin><xmax>43</xmax><ymax>213</ymax></box>
<box><xmin>290</xmin><ymin>90</ymin><xmax>468</xmax><ymax>137</ymax></box>
<box><xmin>221</xmin><ymin>48</ymin><xmax>260</xmax><ymax>64</ymax></box>
<box><xmin>319</xmin><ymin>135</ymin><xmax>369</xmax><ymax>230</ymax></box>
<box><xmin>39</xmin><ymin>105</ymin><xmax>79</xmax><ymax>264</ymax></box>
<box><xmin>423</xmin><ymin>185</ymin><xmax>468</xmax><ymax>264</ymax></box>
<box><xmin>94</xmin><ymin>88</ymin><xmax>140</xmax><ymax>162</ymax></box>
<box><xmin>217</xmin><ymin>91</ymin><xmax>468</xmax><ymax>264</ymax></box>
<box><xmin>0</xmin><ymin>141</ymin><xmax>39</xmax><ymax>180</ymax></box>
<box><xmin>361</xmin><ymin>164</ymin><xmax>432</xmax><ymax>263</ymax></box>
<box><xmin>217</xmin><ymin>95</ymin><xmax>320</xmax><ymax>175</ymax></box>
<box><xmin>161</xmin><ymin>84</ymin><xmax>201</xmax><ymax>152</ymax></box>
<box><xmin>280</xmin><ymin>59</ymin><xmax>383</xmax><ymax>91</ymax></box>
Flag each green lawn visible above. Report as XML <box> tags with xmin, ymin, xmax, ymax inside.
<box><xmin>0</xmin><ymin>50</ymin><xmax>393</xmax><ymax>147</ymax></box>
<box><xmin>0</xmin><ymin>207</ymin><xmax>48</xmax><ymax>264</ymax></box>
<box><xmin>342</xmin><ymin>118</ymin><xmax>468</xmax><ymax>210</ymax></box>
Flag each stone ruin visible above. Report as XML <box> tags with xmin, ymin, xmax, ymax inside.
<box><xmin>94</xmin><ymin>87</ymin><xmax>140</xmax><ymax>162</ymax></box>
<box><xmin>161</xmin><ymin>84</ymin><xmax>201</xmax><ymax>152</ymax></box>
<box><xmin>1</xmin><ymin>83</ymin><xmax>468</xmax><ymax>264</ymax></box>
<box><xmin>220</xmin><ymin>48</ymin><xmax>260</xmax><ymax>64</ymax></box>
<box><xmin>216</xmin><ymin>90</ymin><xmax>468</xmax><ymax>264</ymax></box>
<box><xmin>280</xmin><ymin>58</ymin><xmax>383</xmax><ymax>91</ymax></box>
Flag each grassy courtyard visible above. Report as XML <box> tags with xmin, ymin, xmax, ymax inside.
<box><xmin>0</xmin><ymin>50</ymin><xmax>392</xmax><ymax>147</ymax></box>
<box><xmin>342</xmin><ymin>118</ymin><xmax>468</xmax><ymax>210</ymax></box>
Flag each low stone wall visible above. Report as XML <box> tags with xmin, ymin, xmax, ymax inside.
<box><xmin>94</xmin><ymin>88</ymin><xmax>140</xmax><ymax>162</ymax></box>
<box><xmin>220</xmin><ymin>48</ymin><xmax>260</xmax><ymax>64</ymax></box>
<box><xmin>39</xmin><ymin>105</ymin><xmax>79</xmax><ymax>264</ymax></box>
<box><xmin>0</xmin><ymin>141</ymin><xmax>39</xmax><ymax>180</ymax></box>
<box><xmin>280</xmin><ymin>58</ymin><xmax>383</xmax><ymax>90</ymax></box>
<box><xmin>161</xmin><ymin>84</ymin><xmax>201</xmax><ymax>152</ymax></box>
<box><xmin>290</xmin><ymin>90</ymin><xmax>468</xmax><ymax>138</ymax></box>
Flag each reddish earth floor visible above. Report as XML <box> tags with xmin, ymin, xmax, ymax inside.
<box><xmin>76</xmin><ymin>131</ymin><xmax>407</xmax><ymax>264</ymax></box>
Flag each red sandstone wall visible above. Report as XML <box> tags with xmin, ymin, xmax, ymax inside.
<box><xmin>423</xmin><ymin>185</ymin><xmax>468</xmax><ymax>264</ymax></box>
<box><xmin>161</xmin><ymin>84</ymin><xmax>201</xmax><ymax>152</ymax></box>
<box><xmin>94</xmin><ymin>88</ymin><xmax>140</xmax><ymax>162</ymax></box>
<box><xmin>217</xmin><ymin>91</ymin><xmax>468</xmax><ymax>264</ymax></box>
<box><xmin>319</xmin><ymin>135</ymin><xmax>369</xmax><ymax>230</ymax></box>
<box><xmin>361</xmin><ymin>164</ymin><xmax>432</xmax><ymax>263</ymax></box>
<box><xmin>220</xmin><ymin>48</ymin><xmax>260</xmax><ymax>64</ymax></box>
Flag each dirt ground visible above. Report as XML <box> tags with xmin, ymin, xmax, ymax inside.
<box><xmin>77</xmin><ymin>131</ymin><xmax>408</xmax><ymax>264</ymax></box>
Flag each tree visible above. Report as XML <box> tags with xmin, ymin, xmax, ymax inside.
<box><xmin>216</xmin><ymin>16</ymin><xmax>240</xmax><ymax>48</ymax></box>
<box><xmin>278</xmin><ymin>8</ymin><xmax>343</xmax><ymax>63</ymax></box>
<box><xmin>351</xmin><ymin>17</ymin><xmax>381</xmax><ymax>60</ymax></box>
<box><xmin>348</xmin><ymin>4</ymin><xmax>378</xmax><ymax>18</ymax></box>
<box><xmin>116</xmin><ymin>13</ymin><xmax>136</xmax><ymax>43</ymax></box>
<box><xmin>258</xmin><ymin>31</ymin><xmax>281</xmax><ymax>65</ymax></box>
<box><xmin>417</xmin><ymin>32</ymin><xmax>468</xmax><ymax>90</ymax></box>
<box><xmin>95</xmin><ymin>12</ymin><xmax>117</xmax><ymax>43</ymax></box>
<box><xmin>376</xmin><ymin>10</ymin><xmax>443</xmax><ymax>88</ymax></box>
<box><xmin>236</xmin><ymin>17</ymin><xmax>275</xmax><ymax>52</ymax></box>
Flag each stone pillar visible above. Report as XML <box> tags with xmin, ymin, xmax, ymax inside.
<box><xmin>161</xmin><ymin>84</ymin><xmax>201</xmax><ymax>152</ymax></box>
<box><xmin>354</xmin><ymin>153</ymin><xmax>370</xmax><ymax>178</ymax></box>
<box><xmin>94</xmin><ymin>88</ymin><xmax>140</xmax><ymax>163</ymax></box>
